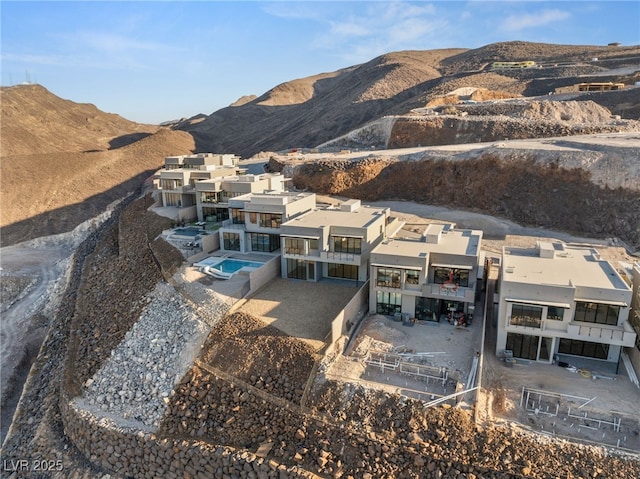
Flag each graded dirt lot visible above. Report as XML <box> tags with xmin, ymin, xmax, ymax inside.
<box><xmin>237</xmin><ymin>277</ymin><xmax>363</xmax><ymax>351</ymax></box>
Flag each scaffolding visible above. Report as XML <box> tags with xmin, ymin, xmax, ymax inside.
<box><xmin>365</xmin><ymin>350</ymin><xmax>449</xmax><ymax>387</ymax></box>
<box><xmin>520</xmin><ymin>387</ymin><xmax>624</xmax><ymax>433</ymax></box>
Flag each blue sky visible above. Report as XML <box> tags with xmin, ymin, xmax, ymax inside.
<box><xmin>2</xmin><ymin>1</ymin><xmax>639</xmax><ymax>124</ymax></box>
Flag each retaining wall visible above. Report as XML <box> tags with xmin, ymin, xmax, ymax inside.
<box><xmin>59</xmin><ymin>390</ymin><xmax>317</xmax><ymax>479</ymax></box>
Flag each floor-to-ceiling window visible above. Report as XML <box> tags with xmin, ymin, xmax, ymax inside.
<box><xmin>259</xmin><ymin>213</ymin><xmax>282</xmax><ymax>228</ymax></box>
<box><xmin>202</xmin><ymin>207</ymin><xmax>228</xmax><ymax>222</ymax></box>
<box><xmin>223</xmin><ymin>232</ymin><xmax>241</xmax><ymax>251</ymax></box>
<box><xmin>250</xmin><ymin>233</ymin><xmax>280</xmax><ymax>252</ymax></box>
<box><xmin>286</xmin><ymin>259</ymin><xmax>314</xmax><ymax>280</ymax></box>
<box><xmin>376</xmin><ymin>268</ymin><xmax>401</xmax><ymax>288</ymax></box>
<box><xmin>332</xmin><ymin>236</ymin><xmax>362</xmax><ymax>254</ymax></box>
<box><xmin>509</xmin><ymin>303</ymin><xmax>543</xmax><ymax>329</ymax></box>
<box><xmin>376</xmin><ymin>291</ymin><xmax>401</xmax><ymax>315</ymax></box>
<box><xmin>415</xmin><ymin>297</ymin><xmax>439</xmax><ymax>322</ymax></box>
<box><xmin>558</xmin><ymin>338</ymin><xmax>609</xmax><ymax>360</ymax></box>
<box><xmin>433</xmin><ymin>267</ymin><xmax>469</xmax><ymax>287</ymax></box>
<box><xmin>574</xmin><ymin>302</ymin><xmax>620</xmax><ymax>326</ymax></box>
<box><xmin>506</xmin><ymin>333</ymin><xmax>554</xmax><ymax>362</ymax></box>
<box><xmin>506</xmin><ymin>333</ymin><xmax>539</xmax><ymax>361</ymax></box>
<box><xmin>328</xmin><ymin>263</ymin><xmax>358</xmax><ymax>280</ymax></box>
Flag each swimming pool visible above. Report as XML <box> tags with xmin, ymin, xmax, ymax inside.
<box><xmin>194</xmin><ymin>257</ymin><xmax>264</xmax><ymax>275</ymax></box>
<box><xmin>214</xmin><ymin>259</ymin><xmax>264</xmax><ymax>273</ymax></box>
<box><xmin>172</xmin><ymin>227</ymin><xmax>202</xmax><ymax>237</ymax></box>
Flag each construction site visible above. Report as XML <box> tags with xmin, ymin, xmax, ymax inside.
<box><xmin>3</xmin><ymin>188</ymin><xmax>639</xmax><ymax>478</ymax></box>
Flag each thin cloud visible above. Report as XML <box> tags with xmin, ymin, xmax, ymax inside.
<box><xmin>279</xmin><ymin>1</ymin><xmax>449</xmax><ymax>63</ymax></box>
<box><xmin>501</xmin><ymin>9</ymin><xmax>570</xmax><ymax>31</ymax></box>
<box><xmin>57</xmin><ymin>31</ymin><xmax>163</xmax><ymax>54</ymax></box>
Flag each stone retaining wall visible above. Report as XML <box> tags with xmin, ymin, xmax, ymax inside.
<box><xmin>59</xmin><ymin>390</ymin><xmax>319</xmax><ymax>479</ymax></box>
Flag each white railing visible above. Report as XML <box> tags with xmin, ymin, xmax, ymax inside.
<box><xmin>567</xmin><ymin>321</ymin><xmax>636</xmax><ymax>347</ymax></box>
<box><xmin>424</xmin><ymin>283</ymin><xmax>474</xmax><ymax>302</ymax></box>
<box><xmin>321</xmin><ymin>251</ymin><xmax>360</xmax><ymax>264</ymax></box>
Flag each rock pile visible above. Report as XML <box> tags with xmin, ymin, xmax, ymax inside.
<box><xmin>76</xmin><ymin>282</ymin><xmax>229</xmax><ymax>428</ymax></box>
<box><xmin>200</xmin><ymin>312</ymin><xmax>317</xmax><ymax>404</ymax></box>
<box><xmin>161</xmin><ymin>366</ymin><xmax>640</xmax><ymax>478</ymax></box>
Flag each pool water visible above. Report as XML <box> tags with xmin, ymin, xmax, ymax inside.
<box><xmin>215</xmin><ymin>259</ymin><xmax>264</xmax><ymax>273</ymax></box>
<box><xmin>173</xmin><ymin>227</ymin><xmax>202</xmax><ymax>237</ymax></box>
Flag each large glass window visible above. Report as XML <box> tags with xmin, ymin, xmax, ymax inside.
<box><xmin>574</xmin><ymin>302</ymin><xmax>620</xmax><ymax>326</ymax></box>
<box><xmin>376</xmin><ymin>268</ymin><xmax>401</xmax><ymax>288</ymax></box>
<box><xmin>250</xmin><ymin>233</ymin><xmax>280</xmax><ymax>252</ymax></box>
<box><xmin>284</xmin><ymin>237</ymin><xmax>305</xmax><ymax>255</ymax></box>
<box><xmin>405</xmin><ymin>270</ymin><xmax>420</xmax><ymax>285</ymax></box>
<box><xmin>160</xmin><ymin>179</ymin><xmax>183</xmax><ymax>190</ymax></box>
<box><xmin>231</xmin><ymin>208</ymin><xmax>244</xmax><ymax>225</ymax></box>
<box><xmin>509</xmin><ymin>303</ymin><xmax>543</xmax><ymax>328</ymax></box>
<box><xmin>287</xmin><ymin>259</ymin><xmax>309</xmax><ymax>280</ymax></box>
<box><xmin>506</xmin><ymin>333</ymin><xmax>539</xmax><ymax>361</ymax></box>
<box><xmin>202</xmin><ymin>207</ymin><xmax>228</xmax><ymax>222</ymax></box>
<box><xmin>558</xmin><ymin>338</ymin><xmax>609</xmax><ymax>360</ymax></box>
<box><xmin>259</xmin><ymin>213</ymin><xmax>282</xmax><ymax>228</ymax></box>
<box><xmin>332</xmin><ymin>236</ymin><xmax>362</xmax><ymax>254</ymax></box>
<box><xmin>328</xmin><ymin>263</ymin><xmax>358</xmax><ymax>280</ymax></box>
<box><xmin>200</xmin><ymin>191</ymin><xmax>223</xmax><ymax>203</ymax></box>
<box><xmin>415</xmin><ymin>297</ymin><xmax>438</xmax><ymax>322</ymax></box>
<box><xmin>376</xmin><ymin>291</ymin><xmax>401</xmax><ymax>315</ymax></box>
<box><xmin>223</xmin><ymin>232</ymin><xmax>240</xmax><ymax>251</ymax></box>
<box><xmin>433</xmin><ymin>268</ymin><xmax>469</xmax><ymax>287</ymax></box>
<box><xmin>547</xmin><ymin>306</ymin><xmax>565</xmax><ymax>321</ymax></box>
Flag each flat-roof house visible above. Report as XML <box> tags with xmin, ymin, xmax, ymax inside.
<box><xmin>369</xmin><ymin>223</ymin><xmax>483</xmax><ymax>320</ymax></box>
<box><xmin>218</xmin><ymin>191</ymin><xmax>316</xmax><ymax>254</ymax></box>
<box><xmin>158</xmin><ymin>166</ymin><xmax>238</xmax><ymax>210</ymax></box>
<box><xmin>194</xmin><ymin>173</ymin><xmax>289</xmax><ymax>223</ymax></box>
<box><xmin>163</xmin><ymin>153</ymin><xmax>240</xmax><ymax>169</ymax></box>
<box><xmin>623</xmin><ymin>263</ymin><xmax>640</xmax><ymax>380</ymax></box>
<box><xmin>155</xmin><ymin>153</ymin><xmax>243</xmax><ymax>221</ymax></box>
<box><xmin>280</xmin><ymin>200</ymin><xmax>390</xmax><ymax>282</ymax></box>
<box><xmin>496</xmin><ymin>242</ymin><xmax>636</xmax><ymax>364</ymax></box>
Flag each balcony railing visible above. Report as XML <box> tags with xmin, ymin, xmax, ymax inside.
<box><xmin>321</xmin><ymin>251</ymin><xmax>360</xmax><ymax>264</ymax></box>
<box><xmin>423</xmin><ymin>283</ymin><xmax>475</xmax><ymax>302</ymax></box>
<box><xmin>220</xmin><ymin>219</ymin><xmax>245</xmax><ymax>230</ymax></box>
<box><xmin>567</xmin><ymin>321</ymin><xmax>636</xmax><ymax>347</ymax></box>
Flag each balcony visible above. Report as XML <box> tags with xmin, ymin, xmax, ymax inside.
<box><xmin>423</xmin><ymin>283</ymin><xmax>475</xmax><ymax>302</ymax></box>
<box><xmin>220</xmin><ymin>219</ymin><xmax>245</xmax><ymax>231</ymax></box>
<box><xmin>321</xmin><ymin>251</ymin><xmax>361</xmax><ymax>265</ymax></box>
<box><xmin>283</xmin><ymin>248</ymin><xmax>320</xmax><ymax>259</ymax></box>
<box><xmin>567</xmin><ymin>320</ymin><xmax>637</xmax><ymax>347</ymax></box>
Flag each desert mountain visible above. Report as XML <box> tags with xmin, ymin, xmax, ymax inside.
<box><xmin>0</xmin><ymin>84</ymin><xmax>159</xmax><ymax>157</ymax></box>
<box><xmin>175</xmin><ymin>41</ymin><xmax>640</xmax><ymax>157</ymax></box>
<box><xmin>2</xmin><ymin>41</ymin><xmax>639</xmax><ymax>245</ymax></box>
<box><xmin>1</xmin><ymin>128</ymin><xmax>195</xmax><ymax>245</ymax></box>
<box><xmin>0</xmin><ymin>85</ymin><xmax>195</xmax><ymax>245</ymax></box>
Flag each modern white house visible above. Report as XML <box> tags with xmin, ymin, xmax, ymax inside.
<box><xmin>496</xmin><ymin>241</ymin><xmax>636</xmax><ymax>364</ymax></box>
<box><xmin>194</xmin><ymin>173</ymin><xmax>289</xmax><ymax>223</ymax></box>
<box><xmin>624</xmin><ymin>263</ymin><xmax>640</xmax><ymax>378</ymax></box>
<box><xmin>155</xmin><ymin>153</ymin><xmax>243</xmax><ymax>221</ymax></box>
<box><xmin>280</xmin><ymin>199</ymin><xmax>391</xmax><ymax>283</ymax></box>
<box><xmin>217</xmin><ymin>191</ymin><xmax>316</xmax><ymax>254</ymax></box>
<box><xmin>368</xmin><ymin>223</ymin><xmax>483</xmax><ymax>320</ymax></box>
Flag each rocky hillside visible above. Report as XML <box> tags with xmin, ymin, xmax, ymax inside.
<box><xmin>0</xmin><ymin>84</ymin><xmax>197</xmax><ymax>246</ymax></box>
<box><xmin>175</xmin><ymin>41</ymin><xmax>640</xmax><ymax>157</ymax></box>
<box><xmin>319</xmin><ymin>100</ymin><xmax>639</xmax><ymax>150</ymax></box>
<box><xmin>269</xmin><ymin>133</ymin><xmax>640</xmax><ymax>251</ymax></box>
<box><xmin>1</xmin><ymin>128</ymin><xmax>195</xmax><ymax>246</ymax></box>
<box><xmin>0</xmin><ymin>84</ymin><xmax>158</xmax><ymax>156</ymax></box>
